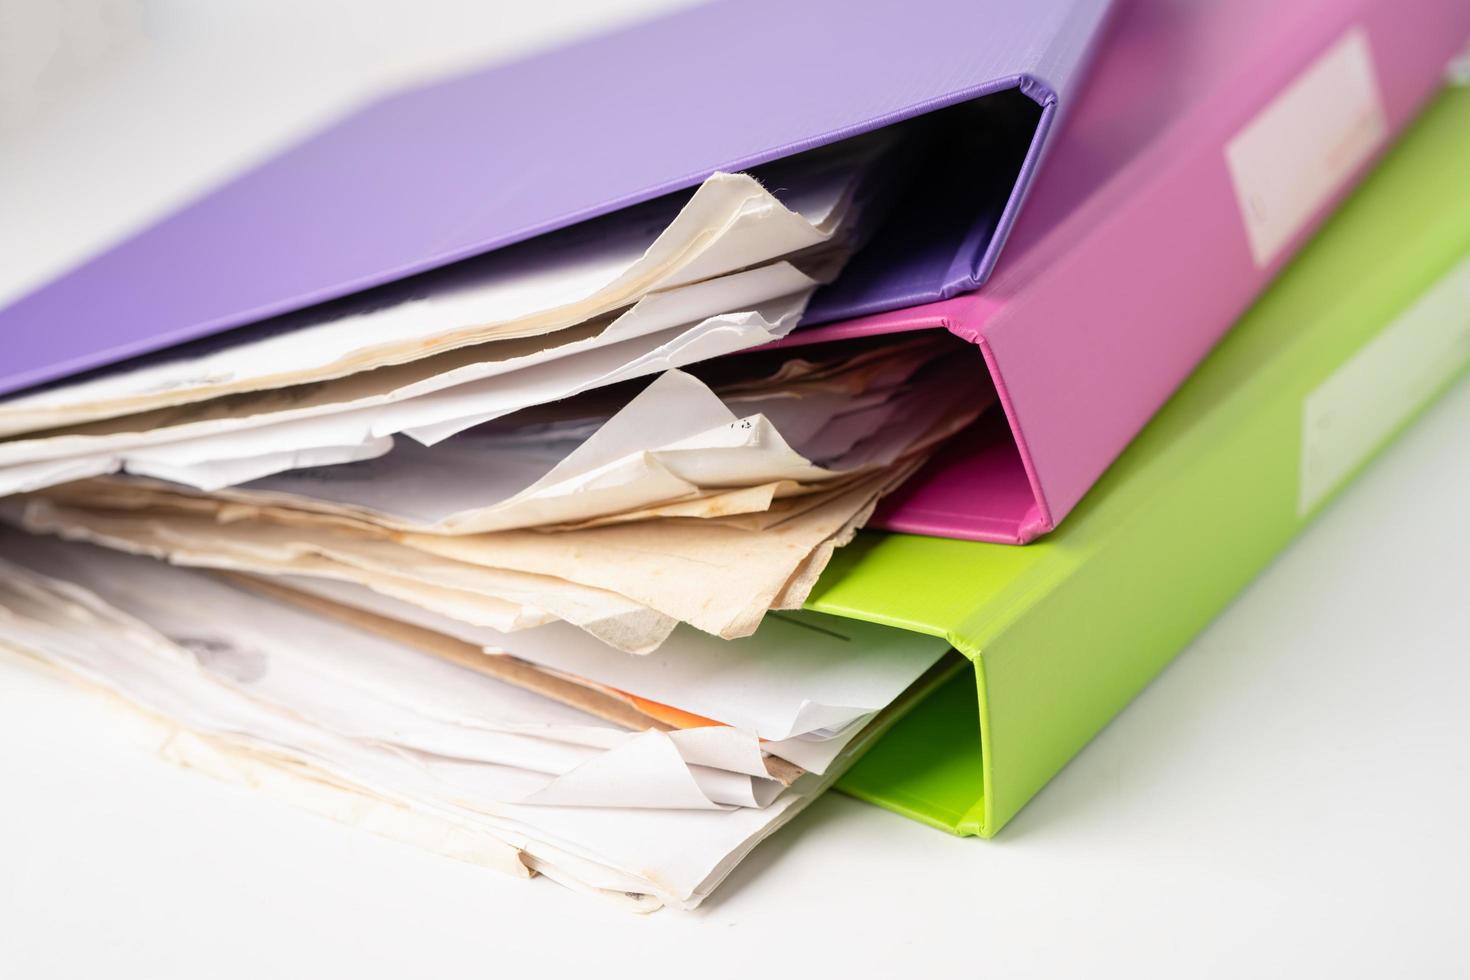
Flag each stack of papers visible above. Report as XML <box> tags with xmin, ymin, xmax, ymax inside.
<box><xmin>0</xmin><ymin>130</ymin><xmax>982</xmax><ymax>909</ymax></box>
<box><xmin>10</xmin><ymin>331</ymin><xmax>985</xmax><ymax>647</ymax></box>
<box><xmin>0</xmin><ymin>530</ymin><xmax>957</xmax><ymax>909</ymax></box>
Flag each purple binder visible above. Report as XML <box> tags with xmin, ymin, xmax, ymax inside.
<box><xmin>0</xmin><ymin>0</ymin><xmax>1112</xmax><ymax>398</ymax></box>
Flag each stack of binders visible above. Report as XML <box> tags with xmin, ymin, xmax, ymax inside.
<box><xmin>1</xmin><ymin>0</ymin><xmax>1468</xmax><ymax>911</ymax></box>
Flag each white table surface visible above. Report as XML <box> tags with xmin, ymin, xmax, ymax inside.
<box><xmin>2</xmin><ymin>4</ymin><xmax>1468</xmax><ymax>976</ymax></box>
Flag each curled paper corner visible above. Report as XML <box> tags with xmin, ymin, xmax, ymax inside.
<box><xmin>516</xmin><ymin>729</ymin><xmax>765</xmax><ymax>811</ymax></box>
<box><xmin>781</xmin><ymin>698</ymin><xmax>875</xmax><ymax>742</ymax></box>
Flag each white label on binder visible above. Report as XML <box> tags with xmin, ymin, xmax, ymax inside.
<box><xmin>1299</xmin><ymin>254</ymin><xmax>1470</xmax><ymax>516</ymax></box>
<box><xmin>1226</xmin><ymin>27</ymin><xmax>1387</xmax><ymax>269</ymax></box>
<box><xmin>1447</xmin><ymin>35</ymin><xmax>1470</xmax><ymax>85</ymax></box>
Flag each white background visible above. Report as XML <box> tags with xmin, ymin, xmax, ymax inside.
<box><xmin>2</xmin><ymin>3</ymin><xmax>1468</xmax><ymax>976</ymax></box>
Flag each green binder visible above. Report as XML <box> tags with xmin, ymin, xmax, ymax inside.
<box><xmin>807</xmin><ymin>86</ymin><xmax>1470</xmax><ymax>836</ymax></box>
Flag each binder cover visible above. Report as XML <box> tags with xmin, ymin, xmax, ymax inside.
<box><xmin>787</xmin><ymin>0</ymin><xmax>1470</xmax><ymax>545</ymax></box>
<box><xmin>808</xmin><ymin>85</ymin><xmax>1470</xmax><ymax>836</ymax></box>
<box><xmin>0</xmin><ymin>0</ymin><xmax>1112</xmax><ymax>398</ymax></box>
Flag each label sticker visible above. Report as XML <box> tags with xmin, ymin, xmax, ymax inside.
<box><xmin>1299</xmin><ymin>255</ymin><xmax>1470</xmax><ymax>516</ymax></box>
<box><xmin>1226</xmin><ymin>27</ymin><xmax>1388</xmax><ymax>269</ymax></box>
<box><xmin>1447</xmin><ymin>35</ymin><xmax>1470</xmax><ymax>85</ymax></box>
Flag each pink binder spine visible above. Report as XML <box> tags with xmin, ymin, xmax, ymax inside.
<box><xmin>983</xmin><ymin>0</ymin><xmax>1470</xmax><ymax>538</ymax></box>
<box><xmin>786</xmin><ymin>0</ymin><xmax>1470</xmax><ymax>544</ymax></box>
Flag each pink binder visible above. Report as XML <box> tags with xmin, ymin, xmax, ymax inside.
<box><xmin>782</xmin><ymin>0</ymin><xmax>1470</xmax><ymax>544</ymax></box>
